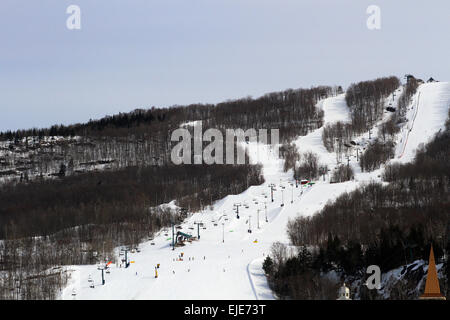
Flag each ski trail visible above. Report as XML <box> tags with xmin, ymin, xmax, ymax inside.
<box><xmin>395</xmin><ymin>82</ymin><xmax>450</xmax><ymax>163</ymax></box>
<box><xmin>246</xmin><ymin>261</ymin><xmax>259</xmax><ymax>300</ymax></box>
<box><xmin>399</xmin><ymin>92</ymin><xmax>421</xmax><ymax>159</ymax></box>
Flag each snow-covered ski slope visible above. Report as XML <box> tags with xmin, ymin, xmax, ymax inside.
<box><xmin>62</xmin><ymin>82</ymin><xmax>450</xmax><ymax>300</ymax></box>
<box><xmin>395</xmin><ymin>82</ymin><xmax>450</xmax><ymax>163</ymax></box>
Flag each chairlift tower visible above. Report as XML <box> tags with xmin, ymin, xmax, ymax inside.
<box><xmin>265</xmin><ymin>202</ymin><xmax>268</xmax><ymax>222</ymax></box>
<box><xmin>172</xmin><ymin>222</ymin><xmax>175</xmax><ymax>250</ymax></box>
<box><xmin>234</xmin><ymin>203</ymin><xmax>241</xmax><ymax>219</ymax></box>
<box><xmin>123</xmin><ymin>248</ymin><xmax>130</xmax><ymax>268</ymax></box>
<box><xmin>291</xmin><ymin>185</ymin><xmax>294</xmax><ymax>204</ymax></box>
<box><xmin>257</xmin><ymin>209</ymin><xmax>260</xmax><ymax>229</ymax></box>
<box><xmin>99</xmin><ymin>267</ymin><xmax>105</xmax><ymax>285</ymax></box>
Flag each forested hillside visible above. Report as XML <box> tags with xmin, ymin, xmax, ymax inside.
<box><xmin>0</xmin><ymin>86</ymin><xmax>337</xmax><ymax>184</ymax></box>
<box><xmin>0</xmin><ymin>84</ymin><xmax>336</xmax><ymax>299</ymax></box>
<box><xmin>0</xmin><ymin>163</ymin><xmax>262</xmax><ymax>299</ymax></box>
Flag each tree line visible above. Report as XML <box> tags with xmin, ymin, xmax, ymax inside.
<box><xmin>1</xmin><ymin>86</ymin><xmax>338</xmax><ymax>184</ymax></box>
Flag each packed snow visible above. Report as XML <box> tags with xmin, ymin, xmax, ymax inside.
<box><xmin>395</xmin><ymin>82</ymin><xmax>450</xmax><ymax>162</ymax></box>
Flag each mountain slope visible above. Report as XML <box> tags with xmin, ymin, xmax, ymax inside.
<box><xmin>396</xmin><ymin>82</ymin><xmax>450</xmax><ymax>162</ymax></box>
<box><xmin>62</xmin><ymin>81</ymin><xmax>450</xmax><ymax>300</ymax></box>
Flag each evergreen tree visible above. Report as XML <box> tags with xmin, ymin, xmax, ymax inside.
<box><xmin>262</xmin><ymin>256</ymin><xmax>274</xmax><ymax>275</ymax></box>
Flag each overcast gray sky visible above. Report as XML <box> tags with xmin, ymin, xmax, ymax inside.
<box><xmin>0</xmin><ymin>0</ymin><xmax>449</xmax><ymax>132</ymax></box>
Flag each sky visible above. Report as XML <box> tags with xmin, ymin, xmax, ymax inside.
<box><xmin>0</xmin><ymin>0</ymin><xmax>449</xmax><ymax>132</ymax></box>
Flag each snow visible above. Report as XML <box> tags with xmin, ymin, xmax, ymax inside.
<box><xmin>61</xmin><ymin>82</ymin><xmax>450</xmax><ymax>300</ymax></box>
<box><xmin>294</xmin><ymin>94</ymin><xmax>352</xmax><ymax>167</ymax></box>
<box><xmin>320</xmin><ymin>94</ymin><xmax>351</xmax><ymax>124</ymax></box>
<box><xmin>395</xmin><ymin>82</ymin><xmax>450</xmax><ymax>163</ymax></box>
<box><xmin>180</xmin><ymin>120</ymin><xmax>201</xmax><ymax>127</ymax></box>
<box><xmin>157</xmin><ymin>200</ymin><xmax>180</xmax><ymax>212</ymax></box>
